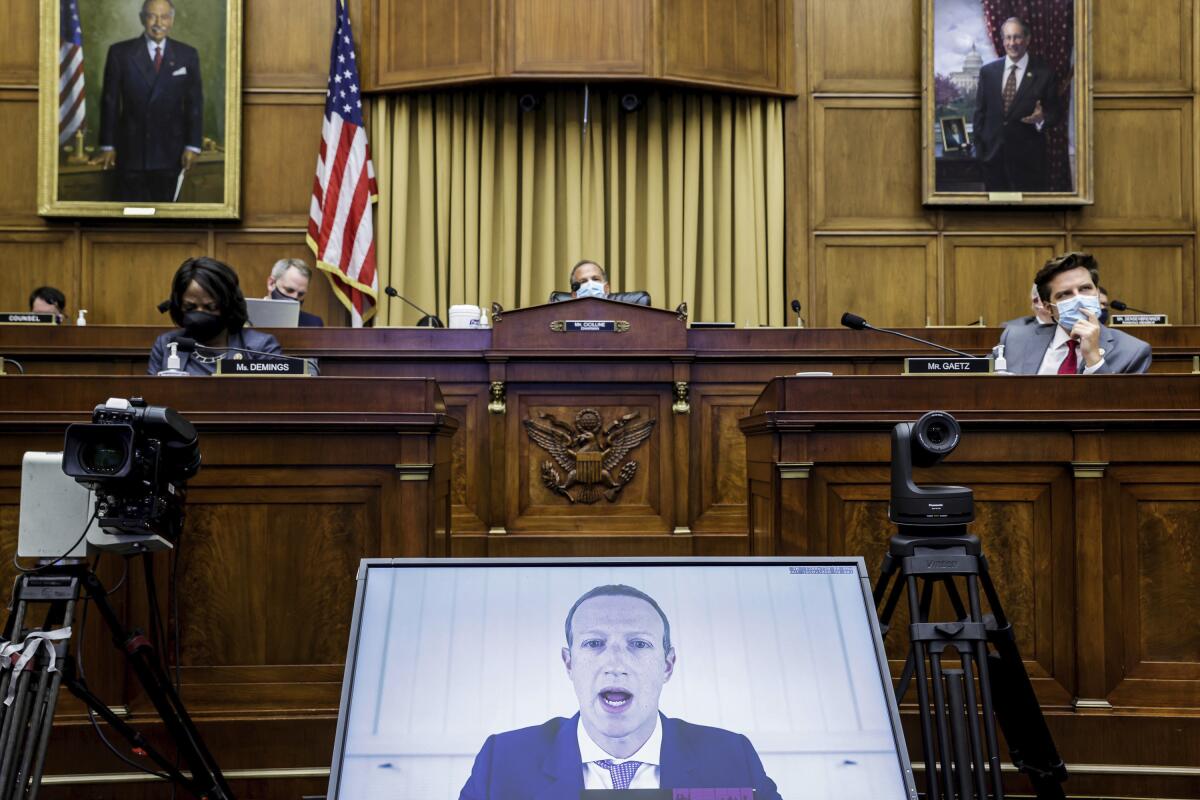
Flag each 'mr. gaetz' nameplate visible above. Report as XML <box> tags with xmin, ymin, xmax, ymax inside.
<box><xmin>549</xmin><ymin>319</ymin><xmax>630</xmax><ymax>333</ymax></box>
<box><xmin>0</xmin><ymin>312</ymin><xmax>56</xmax><ymax>325</ymax></box>
<box><xmin>904</xmin><ymin>357</ymin><xmax>993</xmax><ymax>375</ymax></box>
<box><xmin>1110</xmin><ymin>313</ymin><xmax>1168</xmax><ymax>326</ymax></box>
<box><xmin>216</xmin><ymin>359</ymin><xmax>311</xmax><ymax>376</ymax></box>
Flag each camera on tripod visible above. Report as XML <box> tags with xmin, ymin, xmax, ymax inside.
<box><xmin>889</xmin><ymin>410</ymin><xmax>974</xmax><ymax>527</ymax></box>
<box><xmin>62</xmin><ymin>397</ymin><xmax>200</xmax><ymax>545</ymax></box>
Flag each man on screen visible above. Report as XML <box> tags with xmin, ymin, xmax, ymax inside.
<box><xmin>459</xmin><ymin>585</ymin><xmax>782</xmax><ymax>798</ymax></box>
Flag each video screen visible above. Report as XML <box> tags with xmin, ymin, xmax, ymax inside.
<box><xmin>329</xmin><ymin>560</ymin><xmax>915</xmax><ymax>800</ymax></box>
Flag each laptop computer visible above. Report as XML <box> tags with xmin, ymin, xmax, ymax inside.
<box><xmin>245</xmin><ymin>297</ymin><xmax>300</xmax><ymax>328</ymax></box>
<box><xmin>327</xmin><ymin>557</ymin><xmax>918</xmax><ymax>800</ymax></box>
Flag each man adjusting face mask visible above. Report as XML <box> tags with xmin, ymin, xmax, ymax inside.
<box><xmin>1053</xmin><ymin>293</ymin><xmax>1103</xmax><ymax>333</ymax></box>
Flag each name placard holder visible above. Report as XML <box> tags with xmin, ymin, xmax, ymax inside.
<box><xmin>549</xmin><ymin>319</ymin><xmax>630</xmax><ymax>333</ymax></box>
<box><xmin>904</xmin><ymin>357</ymin><xmax>994</xmax><ymax>375</ymax></box>
<box><xmin>216</xmin><ymin>359</ymin><xmax>311</xmax><ymax>377</ymax></box>
<box><xmin>1110</xmin><ymin>313</ymin><xmax>1168</xmax><ymax>326</ymax></box>
<box><xmin>0</xmin><ymin>312</ymin><xmax>56</xmax><ymax>325</ymax></box>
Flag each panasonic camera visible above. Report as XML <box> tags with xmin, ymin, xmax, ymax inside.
<box><xmin>889</xmin><ymin>411</ymin><xmax>974</xmax><ymax>527</ymax></box>
<box><xmin>62</xmin><ymin>397</ymin><xmax>200</xmax><ymax>542</ymax></box>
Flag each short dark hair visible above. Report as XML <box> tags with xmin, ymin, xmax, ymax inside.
<box><xmin>29</xmin><ymin>286</ymin><xmax>66</xmax><ymax>313</ymax></box>
<box><xmin>568</xmin><ymin>259</ymin><xmax>607</xmax><ymax>289</ymax></box>
<box><xmin>564</xmin><ymin>584</ymin><xmax>672</xmax><ymax>654</ymax></box>
<box><xmin>1002</xmin><ymin>16</ymin><xmax>1031</xmax><ymax>37</ymax></box>
<box><xmin>1035</xmin><ymin>252</ymin><xmax>1100</xmax><ymax>302</ymax></box>
<box><xmin>168</xmin><ymin>256</ymin><xmax>248</xmax><ymax>332</ymax></box>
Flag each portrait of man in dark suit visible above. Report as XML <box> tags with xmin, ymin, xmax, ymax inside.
<box><xmin>459</xmin><ymin>584</ymin><xmax>782</xmax><ymax>799</ymax></box>
<box><xmin>92</xmin><ymin>0</ymin><xmax>203</xmax><ymax>202</ymax></box>
<box><xmin>971</xmin><ymin>16</ymin><xmax>1061</xmax><ymax>191</ymax></box>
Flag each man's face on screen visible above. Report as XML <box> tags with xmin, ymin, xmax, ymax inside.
<box><xmin>562</xmin><ymin>595</ymin><xmax>675</xmax><ymax>757</ymax></box>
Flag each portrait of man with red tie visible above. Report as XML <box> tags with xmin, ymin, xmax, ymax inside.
<box><xmin>94</xmin><ymin>0</ymin><xmax>203</xmax><ymax>202</ymax></box>
<box><xmin>971</xmin><ymin>16</ymin><xmax>1061</xmax><ymax>191</ymax></box>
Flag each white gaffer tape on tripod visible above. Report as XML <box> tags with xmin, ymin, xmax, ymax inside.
<box><xmin>1</xmin><ymin>628</ymin><xmax>72</xmax><ymax>706</ymax></box>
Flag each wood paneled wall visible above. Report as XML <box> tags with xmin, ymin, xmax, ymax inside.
<box><xmin>0</xmin><ymin>0</ymin><xmax>363</xmax><ymax>327</ymax></box>
<box><xmin>793</xmin><ymin>0</ymin><xmax>1200</xmax><ymax>328</ymax></box>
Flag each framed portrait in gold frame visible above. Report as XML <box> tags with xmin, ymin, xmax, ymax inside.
<box><xmin>923</xmin><ymin>0</ymin><xmax>1092</xmax><ymax>206</ymax></box>
<box><xmin>37</xmin><ymin>0</ymin><xmax>242</xmax><ymax>219</ymax></box>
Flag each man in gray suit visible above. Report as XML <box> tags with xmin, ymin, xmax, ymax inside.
<box><xmin>995</xmin><ymin>252</ymin><xmax>1152</xmax><ymax>374</ymax></box>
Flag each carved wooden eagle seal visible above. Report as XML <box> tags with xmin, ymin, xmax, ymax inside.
<box><xmin>523</xmin><ymin>408</ymin><xmax>656</xmax><ymax>503</ymax></box>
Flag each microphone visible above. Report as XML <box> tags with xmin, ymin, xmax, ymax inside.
<box><xmin>157</xmin><ymin>298</ymin><xmax>171</xmax><ymax>313</ymax></box>
<box><xmin>1110</xmin><ymin>300</ymin><xmax>1152</xmax><ymax>314</ymax></box>
<box><xmin>172</xmin><ymin>336</ymin><xmax>320</xmax><ymax>375</ymax></box>
<box><xmin>383</xmin><ymin>286</ymin><xmax>443</xmax><ymax>327</ymax></box>
<box><xmin>840</xmin><ymin>312</ymin><xmax>976</xmax><ymax>358</ymax></box>
<box><xmin>790</xmin><ymin>299</ymin><xmax>805</xmax><ymax>327</ymax></box>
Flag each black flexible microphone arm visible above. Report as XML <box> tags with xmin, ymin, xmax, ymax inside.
<box><xmin>840</xmin><ymin>312</ymin><xmax>976</xmax><ymax>359</ymax></box>
<box><xmin>383</xmin><ymin>286</ymin><xmax>443</xmax><ymax>326</ymax></box>
<box><xmin>1110</xmin><ymin>300</ymin><xmax>1152</xmax><ymax>314</ymax></box>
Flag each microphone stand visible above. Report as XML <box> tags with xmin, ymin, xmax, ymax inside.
<box><xmin>841</xmin><ymin>313</ymin><xmax>977</xmax><ymax>359</ymax></box>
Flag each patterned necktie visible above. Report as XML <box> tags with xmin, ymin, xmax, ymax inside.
<box><xmin>1057</xmin><ymin>339</ymin><xmax>1078</xmax><ymax>374</ymax></box>
<box><xmin>153</xmin><ymin>45</ymin><xmax>163</xmax><ymax>72</ymax></box>
<box><xmin>596</xmin><ymin>759</ymin><xmax>642</xmax><ymax>790</ymax></box>
<box><xmin>1002</xmin><ymin>64</ymin><xmax>1018</xmax><ymax>114</ymax></box>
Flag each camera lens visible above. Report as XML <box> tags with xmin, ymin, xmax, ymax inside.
<box><xmin>80</xmin><ymin>435</ymin><xmax>127</xmax><ymax>473</ymax></box>
<box><xmin>913</xmin><ymin>411</ymin><xmax>960</xmax><ymax>456</ymax></box>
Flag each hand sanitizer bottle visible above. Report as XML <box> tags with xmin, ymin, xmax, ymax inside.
<box><xmin>75</xmin><ymin>309</ymin><xmax>87</xmax><ymax>326</ymax></box>
<box><xmin>156</xmin><ymin>341</ymin><xmax>190</xmax><ymax>376</ymax></box>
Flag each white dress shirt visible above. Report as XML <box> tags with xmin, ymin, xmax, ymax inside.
<box><xmin>1003</xmin><ymin>52</ymin><xmax>1030</xmax><ymax>92</ymax></box>
<box><xmin>577</xmin><ymin>716</ymin><xmax>663</xmax><ymax>790</ymax></box>
<box><xmin>1037</xmin><ymin>323</ymin><xmax>1105</xmax><ymax>374</ymax></box>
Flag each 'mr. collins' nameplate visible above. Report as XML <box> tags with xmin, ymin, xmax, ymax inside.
<box><xmin>217</xmin><ymin>359</ymin><xmax>311</xmax><ymax>376</ymax></box>
<box><xmin>550</xmin><ymin>320</ymin><xmax>630</xmax><ymax>333</ymax></box>
<box><xmin>904</xmin><ymin>357</ymin><xmax>993</xmax><ymax>375</ymax></box>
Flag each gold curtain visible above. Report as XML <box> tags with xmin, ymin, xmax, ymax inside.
<box><xmin>368</xmin><ymin>88</ymin><xmax>784</xmax><ymax>325</ymax></box>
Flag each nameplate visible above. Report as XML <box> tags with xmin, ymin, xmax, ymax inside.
<box><xmin>216</xmin><ymin>359</ymin><xmax>311</xmax><ymax>376</ymax></box>
<box><xmin>0</xmin><ymin>312</ymin><xmax>56</xmax><ymax>325</ymax></box>
<box><xmin>549</xmin><ymin>320</ymin><xmax>630</xmax><ymax>333</ymax></box>
<box><xmin>1110</xmin><ymin>313</ymin><xmax>1168</xmax><ymax>326</ymax></box>
<box><xmin>904</xmin><ymin>357</ymin><xmax>993</xmax><ymax>375</ymax></box>
<box><xmin>988</xmin><ymin>191</ymin><xmax>1023</xmax><ymax>203</ymax></box>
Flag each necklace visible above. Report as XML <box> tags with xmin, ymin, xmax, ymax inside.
<box><xmin>191</xmin><ymin>349</ymin><xmax>226</xmax><ymax>364</ymax></box>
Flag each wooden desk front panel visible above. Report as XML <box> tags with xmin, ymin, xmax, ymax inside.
<box><xmin>741</xmin><ymin>376</ymin><xmax>1200</xmax><ymax>793</ymax></box>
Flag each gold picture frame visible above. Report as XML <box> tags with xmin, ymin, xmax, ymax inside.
<box><xmin>37</xmin><ymin>0</ymin><xmax>242</xmax><ymax>219</ymax></box>
<box><xmin>923</xmin><ymin>0</ymin><xmax>1092</xmax><ymax>206</ymax></box>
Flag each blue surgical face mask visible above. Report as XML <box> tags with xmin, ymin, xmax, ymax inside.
<box><xmin>575</xmin><ymin>279</ymin><xmax>606</xmax><ymax>299</ymax></box>
<box><xmin>1054</xmin><ymin>294</ymin><xmax>1103</xmax><ymax>332</ymax></box>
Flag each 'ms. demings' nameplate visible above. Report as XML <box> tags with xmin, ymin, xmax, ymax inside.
<box><xmin>0</xmin><ymin>312</ymin><xmax>56</xmax><ymax>325</ymax></box>
<box><xmin>904</xmin><ymin>357</ymin><xmax>993</xmax><ymax>375</ymax></box>
<box><xmin>216</xmin><ymin>359</ymin><xmax>310</xmax><ymax>376</ymax></box>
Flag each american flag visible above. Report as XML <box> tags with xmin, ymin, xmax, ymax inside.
<box><xmin>58</xmin><ymin>0</ymin><xmax>86</xmax><ymax>145</ymax></box>
<box><xmin>308</xmin><ymin>0</ymin><xmax>378</xmax><ymax>326</ymax></box>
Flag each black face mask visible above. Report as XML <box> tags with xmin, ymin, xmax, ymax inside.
<box><xmin>182</xmin><ymin>310</ymin><xmax>226</xmax><ymax>342</ymax></box>
<box><xmin>270</xmin><ymin>288</ymin><xmax>301</xmax><ymax>305</ymax></box>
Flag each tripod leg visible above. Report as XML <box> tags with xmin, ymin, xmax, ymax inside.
<box><xmin>967</xmin><ymin>577</ymin><xmax>1006</xmax><ymax>800</ymax></box>
<box><xmin>928</xmin><ymin>651</ymin><xmax>958</xmax><ymax>800</ymax></box>
<box><xmin>906</xmin><ymin>576</ymin><xmax>943</xmax><ymax>800</ymax></box>
<box><xmin>957</xmin><ymin>651</ymin><xmax>989</xmax><ymax>800</ymax></box>
<box><xmin>944</xmin><ymin>669</ymin><xmax>975</xmax><ymax>800</ymax></box>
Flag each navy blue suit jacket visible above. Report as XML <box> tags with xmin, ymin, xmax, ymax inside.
<box><xmin>148</xmin><ymin>328</ymin><xmax>284</xmax><ymax>376</ymax></box>
<box><xmin>971</xmin><ymin>55</ymin><xmax>1060</xmax><ymax>190</ymax></box>
<box><xmin>459</xmin><ymin>714</ymin><xmax>782</xmax><ymax>800</ymax></box>
<box><xmin>100</xmin><ymin>36</ymin><xmax>203</xmax><ymax>172</ymax></box>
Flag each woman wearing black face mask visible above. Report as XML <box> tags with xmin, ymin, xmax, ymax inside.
<box><xmin>147</xmin><ymin>257</ymin><xmax>285</xmax><ymax>375</ymax></box>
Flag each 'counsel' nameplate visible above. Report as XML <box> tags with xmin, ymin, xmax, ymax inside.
<box><xmin>549</xmin><ymin>320</ymin><xmax>630</xmax><ymax>333</ymax></box>
<box><xmin>0</xmin><ymin>312</ymin><xmax>56</xmax><ymax>325</ymax></box>
<box><xmin>1110</xmin><ymin>313</ymin><xmax>1168</xmax><ymax>326</ymax></box>
<box><xmin>216</xmin><ymin>359</ymin><xmax>311</xmax><ymax>376</ymax></box>
<box><xmin>904</xmin><ymin>357</ymin><xmax>993</xmax><ymax>375</ymax></box>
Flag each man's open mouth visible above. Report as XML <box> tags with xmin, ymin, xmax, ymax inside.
<box><xmin>599</xmin><ymin>689</ymin><xmax>632</xmax><ymax>711</ymax></box>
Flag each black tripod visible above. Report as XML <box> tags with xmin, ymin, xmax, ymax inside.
<box><xmin>873</xmin><ymin>526</ymin><xmax>1068</xmax><ymax>800</ymax></box>
<box><xmin>0</xmin><ymin>559</ymin><xmax>233</xmax><ymax>800</ymax></box>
